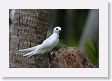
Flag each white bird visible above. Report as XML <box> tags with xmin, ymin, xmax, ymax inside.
<box><xmin>18</xmin><ymin>26</ymin><xmax>62</xmax><ymax>57</ymax></box>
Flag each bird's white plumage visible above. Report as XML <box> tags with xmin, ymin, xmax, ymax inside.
<box><xmin>18</xmin><ymin>26</ymin><xmax>61</xmax><ymax>57</ymax></box>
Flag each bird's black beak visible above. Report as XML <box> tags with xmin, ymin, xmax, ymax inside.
<box><xmin>60</xmin><ymin>30</ymin><xmax>63</xmax><ymax>32</ymax></box>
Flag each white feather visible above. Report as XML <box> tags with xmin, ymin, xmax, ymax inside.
<box><xmin>18</xmin><ymin>45</ymin><xmax>40</xmax><ymax>52</ymax></box>
<box><xmin>18</xmin><ymin>26</ymin><xmax>61</xmax><ymax>57</ymax></box>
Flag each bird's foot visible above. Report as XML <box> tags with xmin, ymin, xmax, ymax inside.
<box><xmin>48</xmin><ymin>51</ymin><xmax>56</xmax><ymax>63</ymax></box>
<box><xmin>50</xmin><ymin>51</ymin><xmax>56</xmax><ymax>57</ymax></box>
<box><xmin>48</xmin><ymin>52</ymin><xmax>51</xmax><ymax>63</ymax></box>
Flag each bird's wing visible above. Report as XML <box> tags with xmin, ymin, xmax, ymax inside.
<box><xmin>39</xmin><ymin>37</ymin><xmax>59</xmax><ymax>51</ymax></box>
<box><xmin>23</xmin><ymin>51</ymin><xmax>34</xmax><ymax>57</ymax></box>
<box><xmin>18</xmin><ymin>45</ymin><xmax>40</xmax><ymax>52</ymax></box>
<box><xmin>22</xmin><ymin>33</ymin><xmax>59</xmax><ymax>57</ymax></box>
<box><xmin>22</xmin><ymin>42</ymin><xmax>50</xmax><ymax>57</ymax></box>
<box><xmin>23</xmin><ymin>48</ymin><xmax>41</xmax><ymax>57</ymax></box>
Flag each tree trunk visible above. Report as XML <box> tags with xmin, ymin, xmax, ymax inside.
<box><xmin>9</xmin><ymin>9</ymin><xmax>49</xmax><ymax>68</ymax></box>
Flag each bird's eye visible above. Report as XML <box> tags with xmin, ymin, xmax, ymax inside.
<box><xmin>56</xmin><ymin>28</ymin><xmax>58</xmax><ymax>30</ymax></box>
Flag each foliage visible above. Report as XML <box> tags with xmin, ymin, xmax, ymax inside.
<box><xmin>84</xmin><ymin>39</ymin><xmax>98</xmax><ymax>66</ymax></box>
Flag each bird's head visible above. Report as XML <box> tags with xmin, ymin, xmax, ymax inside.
<box><xmin>53</xmin><ymin>26</ymin><xmax>62</xmax><ymax>34</ymax></box>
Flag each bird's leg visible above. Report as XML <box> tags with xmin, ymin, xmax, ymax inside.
<box><xmin>48</xmin><ymin>52</ymin><xmax>52</xmax><ymax>63</ymax></box>
<box><xmin>50</xmin><ymin>51</ymin><xmax>56</xmax><ymax>57</ymax></box>
<box><xmin>48</xmin><ymin>51</ymin><xmax>56</xmax><ymax>63</ymax></box>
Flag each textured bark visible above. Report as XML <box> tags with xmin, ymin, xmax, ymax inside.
<box><xmin>49</xmin><ymin>47</ymin><xmax>94</xmax><ymax>68</ymax></box>
<box><xmin>9</xmin><ymin>9</ymin><xmax>49</xmax><ymax>68</ymax></box>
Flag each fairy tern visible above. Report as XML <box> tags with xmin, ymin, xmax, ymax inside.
<box><xmin>18</xmin><ymin>26</ymin><xmax>62</xmax><ymax>57</ymax></box>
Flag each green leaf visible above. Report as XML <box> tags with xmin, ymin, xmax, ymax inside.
<box><xmin>84</xmin><ymin>39</ymin><xmax>98</xmax><ymax>66</ymax></box>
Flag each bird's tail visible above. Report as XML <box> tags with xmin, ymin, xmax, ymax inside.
<box><xmin>23</xmin><ymin>51</ymin><xmax>33</xmax><ymax>57</ymax></box>
<box><xmin>18</xmin><ymin>45</ymin><xmax>39</xmax><ymax>52</ymax></box>
<box><xmin>23</xmin><ymin>50</ymin><xmax>39</xmax><ymax>57</ymax></box>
